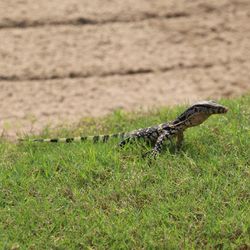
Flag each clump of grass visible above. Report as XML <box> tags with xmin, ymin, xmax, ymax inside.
<box><xmin>0</xmin><ymin>95</ymin><xmax>249</xmax><ymax>249</ymax></box>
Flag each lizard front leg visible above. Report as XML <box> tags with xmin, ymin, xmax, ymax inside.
<box><xmin>145</xmin><ymin>130</ymin><xmax>171</xmax><ymax>158</ymax></box>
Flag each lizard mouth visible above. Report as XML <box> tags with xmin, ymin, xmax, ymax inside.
<box><xmin>219</xmin><ymin>106</ymin><xmax>228</xmax><ymax>113</ymax></box>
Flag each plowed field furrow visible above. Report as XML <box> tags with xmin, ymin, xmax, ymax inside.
<box><xmin>1</xmin><ymin>0</ymin><xmax>248</xmax><ymax>29</ymax></box>
<box><xmin>0</xmin><ymin>12</ymin><xmax>249</xmax><ymax>81</ymax></box>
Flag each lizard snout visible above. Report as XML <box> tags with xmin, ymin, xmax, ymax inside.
<box><xmin>219</xmin><ymin>106</ymin><xmax>228</xmax><ymax>113</ymax></box>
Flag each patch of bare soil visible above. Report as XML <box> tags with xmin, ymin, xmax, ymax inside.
<box><xmin>0</xmin><ymin>0</ymin><xmax>249</xmax><ymax>138</ymax></box>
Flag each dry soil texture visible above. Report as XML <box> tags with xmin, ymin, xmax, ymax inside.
<box><xmin>0</xmin><ymin>0</ymin><xmax>250</xmax><ymax>137</ymax></box>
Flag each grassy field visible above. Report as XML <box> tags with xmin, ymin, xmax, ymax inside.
<box><xmin>0</xmin><ymin>96</ymin><xmax>249</xmax><ymax>249</ymax></box>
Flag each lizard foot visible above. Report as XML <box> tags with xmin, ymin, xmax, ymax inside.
<box><xmin>142</xmin><ymin>149</ymin><xmax>159</xmax><ymax>159</ymax></box>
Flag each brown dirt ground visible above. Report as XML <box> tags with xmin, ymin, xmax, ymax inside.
<box><xmin>0</xmin><ymin>0</ymin><xmax>250</xmax><ymax>138</ymax></box>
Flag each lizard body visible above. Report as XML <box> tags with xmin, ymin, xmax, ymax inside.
<box><xmin>20</xmin><ymin>100</ymin><xmax>228</xmax><ymax>157</ymax></box>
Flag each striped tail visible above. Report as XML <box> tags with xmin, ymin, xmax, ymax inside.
<box><xmin>19</xmin><ymin>133</ymin><xmax>128</xmax><ymax>143</ymax></box>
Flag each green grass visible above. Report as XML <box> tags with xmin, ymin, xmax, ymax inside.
<box><xmin>0</xmin><ymin>96</ymin><xmax>249</xmax><ymax>249</ymax></box>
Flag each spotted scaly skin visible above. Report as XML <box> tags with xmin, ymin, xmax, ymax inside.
<box><xmin>20</xmin><ymin>100</ymin><xmax>228</xmax><ymax>157</ymax></box>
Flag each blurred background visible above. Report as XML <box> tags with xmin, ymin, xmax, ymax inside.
<box><xmin>0</xmin><ymin>0</ymin><xmax>249</xmax><ymax>137</ymax></box>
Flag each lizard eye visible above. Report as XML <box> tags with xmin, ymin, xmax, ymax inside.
<box><xmin>209</xmin><ymin>100</ymin><xmax>215</xmax><ymax>102</ymax></box>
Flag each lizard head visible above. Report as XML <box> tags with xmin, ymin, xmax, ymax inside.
<box><xmin>191</xmin><ymin>100</ymin><xmax>228</xmax><ymax>114</ymax></box>
<box><xmin>173</xmin><ymin>100</ymin><xmax>228</xmax><ymax>127</ymax></box>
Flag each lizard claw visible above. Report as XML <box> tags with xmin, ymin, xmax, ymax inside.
<box><xmin>142</xmin><ymin>149</ymin><xmax>159</xmax><ymax>159</ymax></box>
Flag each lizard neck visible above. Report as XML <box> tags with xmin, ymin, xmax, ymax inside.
<box><xmin>170</xmin><ymin>120</ymin><xmax>188</xmax><ymax>131</ymax></box>
<box><xmin>172</xmin><ymin>110</ymin><xmax>211</xmax><ymax>130</ymax></box>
